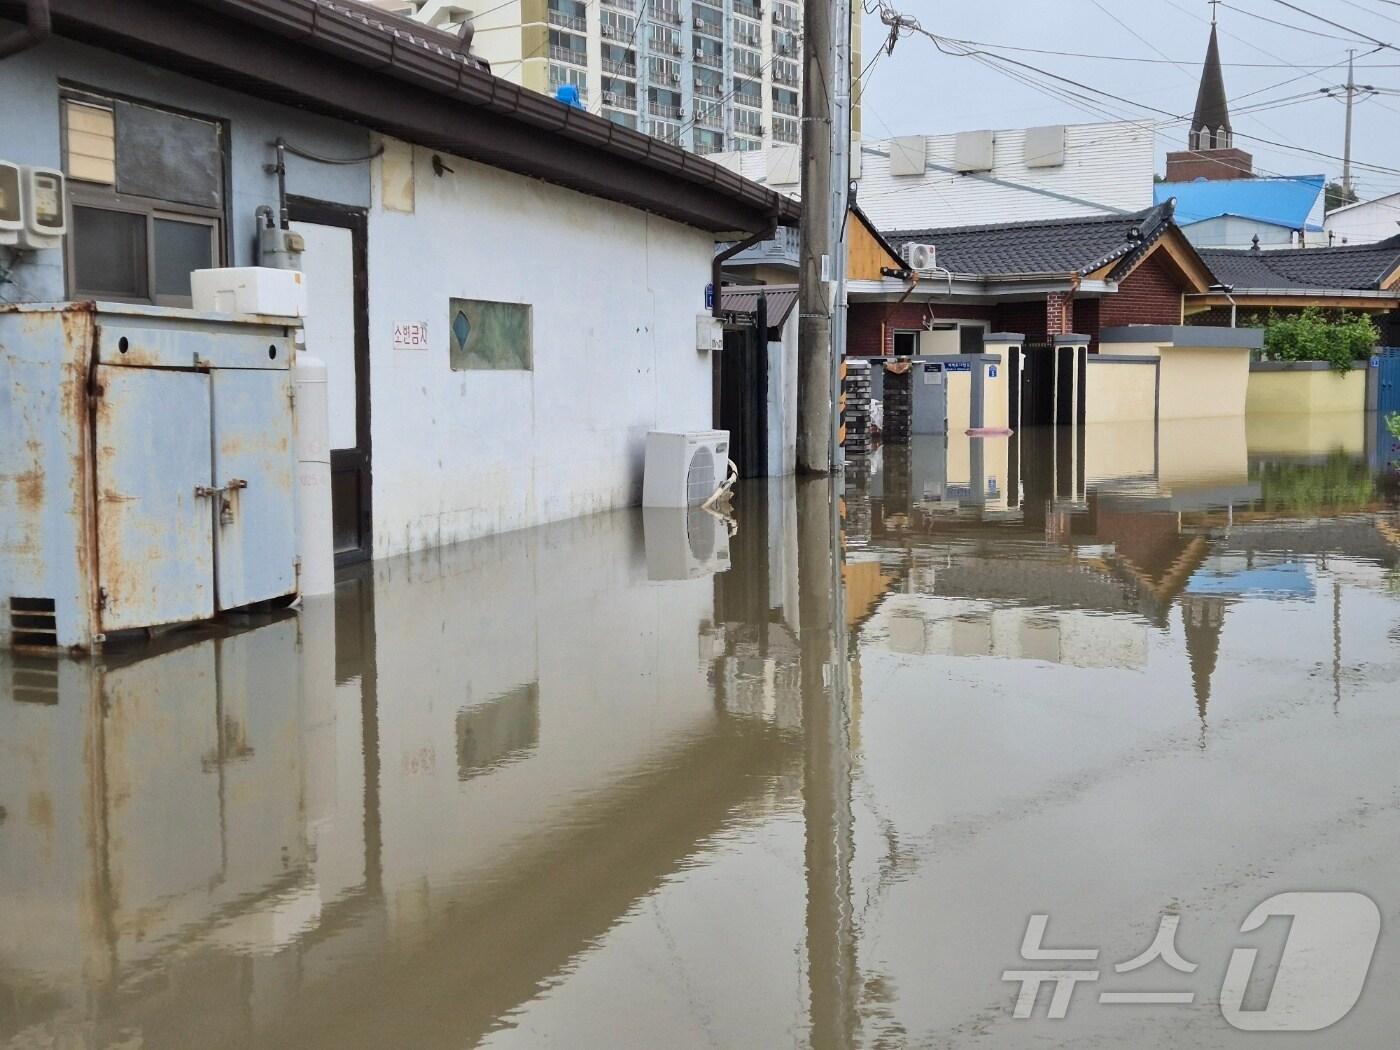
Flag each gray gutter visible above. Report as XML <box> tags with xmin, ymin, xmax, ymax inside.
<box><xmin>0</xmin><ymin>0</ymin><xmax>49</xmax><ymax>57</ymax></box>
<box><xmin>15</xmin><ymin>0</ymin><xmax>799</xmax><ymax>234</ymax></box>
<box><xmin>1189</xmin><ymin>287</ymin><xmax>1399</xmax><ymax>299</ymax></box>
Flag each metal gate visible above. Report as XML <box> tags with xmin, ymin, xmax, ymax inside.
<box><xmin>1379</xmin><ymin>347</ymin><xmax>1400</xmax><ymax>416</ymax></box>
<box><xmin>717</xmin><ymin>323</ymin><xmax>767</xmax><ymax>478</ymax></box>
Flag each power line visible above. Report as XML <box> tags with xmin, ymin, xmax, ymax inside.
<box><xmin>1261</xmin><ymin>0</ymin><xmax>1399</xmax><ymax>50</ymax></box>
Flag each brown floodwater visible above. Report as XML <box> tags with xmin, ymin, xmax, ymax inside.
<box><xmin>3</xmin><ymin>416</ymin><xmax>1400</xmax><ymax>1048</ymax></box>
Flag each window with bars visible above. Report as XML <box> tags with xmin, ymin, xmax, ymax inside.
<box><xmin>649</xmin><ymin>55</ymin><xmax>681</xmax><ymax>83</ymax></box>
<box><xmin>600</xmin><ymin>9</ymin><xmax>635</xmax><ymax>40</ymax></box>
<box><xmin>61</xmin><ymin>92</ymin><xmax>225</xmax><ymax>307</ymax></box>
<box><xmin>773</xmin><ymin>115</ymin><xmax>800</xmax><ymax>143</ymax></box>
<box><xmin>694</xmin><ymin>128</ymin><xmax>725</xmax><ymax>153</ymax></box>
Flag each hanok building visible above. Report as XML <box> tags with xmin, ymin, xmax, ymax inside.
<box><xmin>847</xmin><ymin>200</ymin><xmax>1213</xmax><ymax>358</ymax></box>
<box><xmin>1189</xmin><ymin>237</ymin><xmax>1400</xmax><ymax>343</ymax></box>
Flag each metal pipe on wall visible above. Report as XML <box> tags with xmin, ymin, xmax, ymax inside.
<box><xmin>0</xmin><ymin>0</ymin><xmax>51</xmax><ymax>60</ymax></box>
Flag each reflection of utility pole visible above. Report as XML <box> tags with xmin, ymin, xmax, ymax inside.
<box><xmin>797</xmin><ymin>478</ymin><xmax>857</xmax><ymax>1049</ymax></box>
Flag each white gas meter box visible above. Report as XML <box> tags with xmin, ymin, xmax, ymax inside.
<box><xmin>0</xmin><ymin>160</ymin><xmax>22</xmax><ymax>246</ymax></box>
<box><xmin>696</xmin><ymin>313</ymin><xmax>723</xmax><ymax>352</ymax></box>
<box><xmin>643</xmin><ymin>429</ymin><xmax>730</xmax><ymax>508</ymax></box>
<box><xmin>17</xmin><ymin>166</ymin><xmax>66</xmax><ymax>249</ymax></box>
<box><xmin>192</xmin><ymin>267</ymin><xmax>307</xmax><ymax>317</ymax></box>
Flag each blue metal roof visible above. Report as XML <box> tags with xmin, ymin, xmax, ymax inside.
<box><xmin>1155</xmin><ymin>174</ymin><xmax>1325</xmax><ymax>230</ymax></box>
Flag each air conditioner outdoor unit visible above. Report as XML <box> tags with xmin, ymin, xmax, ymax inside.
<box><xmin>602</xmin><ymin>23</ymin><xmax>615</xmax><ymax>36</ymax></box>
<box><xmin>695</xmin><ymin>47</ymin><xmax>706</xmax><ymax>58</ymax></box>
<box><xmin>643</xmin><ymin>430</ymin><xmax>730</xmax><ymax>508</ymax></box>
<box><xmin>693</xmin><ymin>16</ymin><xmax>705</xmax><ymax>28</ymax></box>
<box><xmin>694</xmin><ymin>75</ymin><xmax>706</xmax><ymax>87</ymax></box>
<box><xmin>643</xmin><ymin>507</ymin><xmax>732</xmax><ymax>580</ymax></box>
<box><xmin>603</xmin><ymin>90</ymin><xmax>618</xmax><ymax>104</ymax></box>
<box><xmin>901</xmin><ymin>242</ymin><xmax>937</xmax><ymax>272</ymax></box>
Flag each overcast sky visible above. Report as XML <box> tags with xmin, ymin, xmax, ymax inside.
<box><xmin>857</xmin><ymin>0</ymin><xmax>1400</xmax><ymax>201</ymax></box>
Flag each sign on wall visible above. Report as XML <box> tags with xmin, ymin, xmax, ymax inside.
<box><xmin>392</xmin><ymin>321</ymin><xmax>430</xmax><ymax>350</ymax></box>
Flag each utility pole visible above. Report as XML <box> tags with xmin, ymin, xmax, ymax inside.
<box><xmin>797</xmin><ymin>0</ymin><xmax>835</xmax><ymax>472</ymax></box>
<box><xmin>828</xmin><ymin>0</ymin><xmax>852</xmax><ymax>472</ymax></box>
<box><xmin>1343</xmin><ymin>48</ymin><xmax>1355</xmax><ymax>197</ymax></box>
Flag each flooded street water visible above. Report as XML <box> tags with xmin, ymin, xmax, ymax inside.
<box><xmin>3</xmin><ymin>414</ymin><xmax>1400</xmax><ymax>1048</ymax></box>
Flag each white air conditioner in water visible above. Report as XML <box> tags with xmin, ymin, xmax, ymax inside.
<box><xmin>901</xmin><ymin>241</ymin><xmax>937</xmax><ymax>271</ymax></box>
<box><xmin>643</xmin><ymin>429</ymin><xmax>730</xmax><ymax>507</ymax></box>
<box><xmin>643</xmin><ymin>507</ymin><xmax>732</xmax><ymax>579</ymax></box>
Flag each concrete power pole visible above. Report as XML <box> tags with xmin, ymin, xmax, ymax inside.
<box><xmin>1343</xmin><ymin>49</ymin><xmax>1355</xmax><ymax>197</ymax></box>
<box><xmin>797</xmin><ymin>0</ymin><xmax>835</xmax><ymax>473</ymax></box>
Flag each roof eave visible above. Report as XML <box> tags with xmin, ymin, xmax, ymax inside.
<box><xmin>30</xmin><ymin>0</ymin><xmax>798</xmax><ymax>234</ymax></box>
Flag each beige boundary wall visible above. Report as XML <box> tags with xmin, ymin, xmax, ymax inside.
<box><xmin>1084</xmin><ymin>356</ymin><xmax>1158</xmax><ymax>423</ymax></box>
<box><xmin>1098</xmin><ymin>325</ymin><xmax>1262</xmax><ymax>420</ymax></box>
<box><xmin>1246</xmin><ymin>361</ymin><xmax>1367</xmax><ymax>415</ymax></box>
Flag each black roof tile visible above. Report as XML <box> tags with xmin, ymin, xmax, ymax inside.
<box><xmin>885</xmin><ymin>202</ymin><xmax>1178</xmax><ymax>280</ymax></box>
<box><xmin>1199</xmin><ymin>235</ymin><xmax>1400</xmax><ymax>290</ymax></box>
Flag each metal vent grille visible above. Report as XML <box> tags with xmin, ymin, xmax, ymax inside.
<box><xmin>11</xmin><ymin>654</ymin><xmax>59</xmax><ymax>705</ymax></box>
<box><xmin>9</xmin><ymin>597</ymin><xmax>58</xmax><ymax>649</ymax></box>
<box><xmin>685</xmin><ymin>446</ymin><xmax>716</xmax><ymax>506</ymax></box>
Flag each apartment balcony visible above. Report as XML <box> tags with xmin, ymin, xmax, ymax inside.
<box><xmin>773</xmin><ymin>70</ymin><xmax>798</xmax><ymax>86</ymax></box>
<box><xmin>650</xmin><ymin>2</ymin><xmax>683</xmax><ymax>23</ymax></box>
<box><xmin>693</xmin><ymin>81</ymin><xmax>723</xmax><ymax>98</ymax></box>
<box><xmin>550</xmin><ymin>44</ymin><xmax>587</xmax><ymax>65</ymax></box>
<box><xmin>734</xmin><ymin>60</ymin><xmax>762</xmax><ymax>78</ymax></box>
<box><xmin>547</xmin><ymin>9</ymin><xmax>587</xmax><ymax>31</ymax></box>
<box><xmin>650</xmin><ymin>36</ymin><xmax>681</xmax><ymax>55</ymax></box>
<box><xmin>732</xmin><ymin>0</ymin><xmax>761</xmax><ymax>19</ymax></box>
<box><xmin>771</xmin><ymin>98</ymin><xmax>797</xmax><ymax>115</ymax></box>
<box><xmin>720</xmin><ymin>224</ymin><xmax>800</xmax><ymax>266</ymax></box>
<box><xmin>694</xmin><ymin>51</ymin><xmax>723</xmax><ymax>69</ymax></box>
<box><xmin>648</xmin><ymin>100</ymin><xmax>682</xmax><ymax>119</ymax></box>
<box><xmin>601</xmin><ymin>0</ymin><xmax>634</xmax><ymax>9</ymax></box>
<box><xmin>602</xmin><ymin>57</ymin><xmax>638</xmax><ymax>77</ymax></box>
<box><xmin>602</xmin><ymin>91</ymin><xmax>638</xmax><ymax>110</ymax></box>
<box><xmin>773</xmin><ymin>125</ymin><xmax>798</xmax><ymax>144</ymax></box>
<box><xmin>693</xmin><ymin>104</ymin><xmax>723</xmax><ymax>128</ymax></box>
<box><xmin>733</xmin><ymin>93</ymin><xmax>761</xmax><ymax>109</ymax></box>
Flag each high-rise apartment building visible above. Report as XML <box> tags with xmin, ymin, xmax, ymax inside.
<box><xmin>363</xmin><ymin>0</ymin><xmax>858</xmax><ymax>156</ymax></box>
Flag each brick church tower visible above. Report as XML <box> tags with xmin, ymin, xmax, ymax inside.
<box><xmin>1164</xmin><ymin>15</ymin><xmax>1254</xmax><ymax>182</ymax></box>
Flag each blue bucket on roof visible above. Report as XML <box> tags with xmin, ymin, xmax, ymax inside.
<box><xmin>555</xmin><ymin>85</ymin><xmax>584</xmax><ymax>109</ymax></box>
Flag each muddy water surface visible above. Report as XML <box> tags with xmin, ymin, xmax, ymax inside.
<box><xmin>2</xmin><ymin>416</ymin><xmax>1400</xmax><ymax>1048</ymax></box>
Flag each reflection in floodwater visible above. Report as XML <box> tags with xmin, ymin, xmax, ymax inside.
<box><xmin>2</xmin><ymin>417</ymin><xmax>1400</xmax><ymax>1048</ymax></box>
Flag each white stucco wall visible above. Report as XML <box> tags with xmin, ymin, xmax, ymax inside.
<box><xmin>1324</xmin><ymin>193</ymin><xmax>1400</xmax><ymax>246</ymax></box>
<box><xmin>367</xmin><ymin>141</ymin><xmax>715</xmax><ymax>558</ymax></box>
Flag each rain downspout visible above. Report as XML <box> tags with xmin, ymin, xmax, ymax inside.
<box><xmin>1210</xmin><ymin>283</ymin><xmax>1237</xmax><ymax>327</ymax></box>
<box><xmin>713</xmin><ymin>222</ymin><xmax>777</xmax><ymax>319</ymax></box>
<box><xmin>0</xmin><ymin>0</ymin><xmax>50</xmax><ymax>60</ymax></box>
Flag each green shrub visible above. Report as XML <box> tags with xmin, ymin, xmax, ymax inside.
<box><xmin>1388</xmin><ymin>412</ymin><xmax>1400</xmax><ymax>441</ymax></box>
<box><xmin>1254</xmin><ymin>308</ymin><xmax>1379</xmax><ymax>374</ymax></box>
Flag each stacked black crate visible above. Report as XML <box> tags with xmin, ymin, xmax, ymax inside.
<box><xmin>843</xmin><ymin>358</ymin><xmax>873</xmax><ymax>457</ymax></box>
<box><xmin>882</xmin><ymin>361</ymin><xmax>912</xmax><ymax>445</ymax></box>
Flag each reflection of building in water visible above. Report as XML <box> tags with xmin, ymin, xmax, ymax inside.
<box><xmin>0</xmin><ymin>502</ymin><xmax>827</xmax><ymax>1050</ymax></box>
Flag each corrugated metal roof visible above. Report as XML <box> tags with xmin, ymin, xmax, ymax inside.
<box><xmin>720</xmin><ymin>285</ymin><xmax>798</xmax><ymax>327</ymax></box>
<box><xmin>1156</xmin><ymin>175</ymin><xmax>1325</xmax><ymax>230</ymax></box>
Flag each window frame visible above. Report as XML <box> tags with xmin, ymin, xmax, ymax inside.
<box><xmin>59</xmin><ymin>85</ymin><xmax>230</xmax><ymax>307</ymax></box>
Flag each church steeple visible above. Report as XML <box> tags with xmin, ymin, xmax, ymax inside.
<box><xmin>1163</xmin><ymin>6</ymin><xmax>1253</xmax><ymax>182</ymax></box>
<box><xmin>1190</xmin><ymin>22</ymin><xmax>1232</xmax><ymax>151</ymax></box>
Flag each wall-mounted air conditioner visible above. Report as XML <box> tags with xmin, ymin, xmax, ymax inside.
<box><xmin>901</xmin><ymin>242</ymin><xmax>937</xmax><ymax>272</ymax></box>
<box><xmin>602</xmin><ymin>23</ymin><xmax>615</xmax><ymax>36</ymax></box>
<box><xmin>603</xmin><ymin>90</ymin><xmax>619</xmax><ymax>104</ymax></box>
<box><xmin>695</xmin><ymin>47</ymin><xmax>706</xmax><ymax>58</ymax></box>
<box><xmin>693</xmin><ymin>16</ymin><xmax>705</xmax><ymax>28</ymax></box>
<box><xmin>643</xmin><ymin>430</ymin><xmax>730</xmax><ymax>508</ymax></box>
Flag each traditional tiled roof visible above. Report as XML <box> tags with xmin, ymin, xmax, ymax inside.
<box><xmin>1198</xmin><ymin>235</ymin><xmax>1400</xmax><ymax>290</ymax></box>
<box><xmin>885</xmin><ymin>201</ymin><xmax>1178</xmax><ymax>279</ymax></box>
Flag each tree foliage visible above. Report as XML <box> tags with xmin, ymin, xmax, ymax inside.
<box><xmin>1325</xmin><ymin>179</ymin><xmax>1359</xmax><ymax>214</ymax></box>
<box><xmin>1253</xmin><ymin>308</ymin><xmax>1378</xmax><ymax>374</ymax></box>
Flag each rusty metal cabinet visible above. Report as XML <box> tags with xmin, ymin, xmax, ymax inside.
<box><xmin>1</xmin><ymin>301</ymin><xmax>298</xmax><ymax>651</ymax></box>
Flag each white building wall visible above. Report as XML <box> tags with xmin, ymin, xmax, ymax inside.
<box><xmin>368</xmin><ymin>142</ymin><xmax>714</xmax><ymax>558</ymax></box>
<box><xmin>714</xmin><ymin>120</ymin><xmax>1154</xmax><ymax>229</ymax></box>
<box><xmin>1324</xmin><ymin>192</ymin><xmax>1400</xmax><ymax>245</ymax></box>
